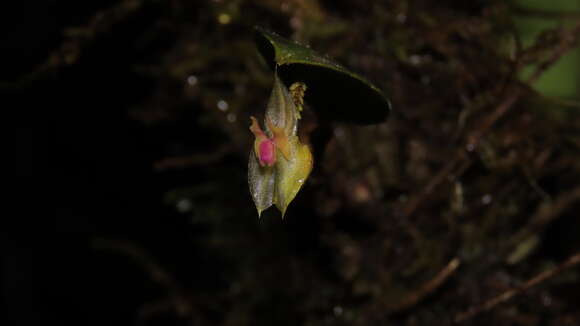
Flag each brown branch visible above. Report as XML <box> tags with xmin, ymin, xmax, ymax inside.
<box><xmin>388</xmin><ymin>258</ymin><xmax>461</xmax><ymax>313</ymax></box>
<box><xmin>1</xmin><ymin>0</ymin><xmax>145</xmax><ymax>89</ymax></box>
<box><xmin>92</xmin><ymin>238</ymin><xmax>193</xmax><ymax>319</ymax></box>
<box><xmin>92</xmin><ymin>238</ymin><xmax>182</xmax><ymax>292</ymax></box>
<box><xmin>511</xmin><ymin>186</ymin><xmax>580</xmax><ymax>245</ymax></box>
<box><xmin>402</xmin><ymin>153</ymin><xmax>465</xmax><ymax>217</ymax></box>
<box><xmin>153</xmin><ymin>144</ymin><xmax>234</xmax><ymax>171</ymax></box>
<box><xmin>467</xmin><ymin>21</ymin><xmax>580</xmax><ymax>149</ymax></box>
<box><xmin>525</xmin><ymin>23</ymin><xmax>580</xmax><ymax>83</ymax></box>
<box><xmin>465</xmin><ymin>87</ymin><xmax>523</xmax><ymax>150</ymax></box>
<box><xmin>513</xmin><ymin>6</ymin><xmax>580</xmax><ymax>20</ymax></box>
<box><xmin>455</xmin><ymin>252</ymin><xmax>580</xmax><ymax>323</ymax></box>
<box><xmin>402</xmin><ymin>21</ymin><xmax>580</xmax><ymax>218</ymax></box>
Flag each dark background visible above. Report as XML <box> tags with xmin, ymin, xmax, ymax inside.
<box><xmin>3</xmin><ymin>1</ymin><xmax>580</xmax><ymax>325</ymax></box>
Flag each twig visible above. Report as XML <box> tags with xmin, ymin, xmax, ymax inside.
<box><xmin>1</xmin><ymin>0</ymin><xmax>145</xmax><ymax>90</ymax></box>
<box><xmin>465</xmin><ymin>87</ymin><xmax>523</xmax><ymax>150</ymax></box>
<box><xmin>402</xmin><ymin>21</ymin><xmax>580</xmax><ymax>218</ymax></box>
<box><xmin>388</xmin><ymin>258</ymin><xmax>461</xmax><ymax>313</ymax></box>
<box><xmin>455</xmin><ymin>252</ymin><xmax>580</xmax><ymax>323</ymax></box>
<box><xmin>524</xmin><ymin>23</ymin><xmax>580</xmax><ymax>83</ymax></box>
<box><xmin>537</xmin><ymin>94</ymin><xmax>580</xmax><ymax>109</ymax></box>
<box><xmin>402</xmin><ymin>153</ymin><xmax>465</xmax><ymax>217</ymax></box>
<box><xmin>463</xmin><ymin>19</ymin><xmax>580</xmax><ymax>150</ymax></box>
<box><xmin>153</xmin><ymin>144</ymin><xmax>234</xmax><ymax>171</ymax></box>
<box><xmin>92</xmin><ymin>238</ymin><xmax>182</xmax><ymax>292</ymax></box>
<box><xmin>511</xmin><ymin>186</ymin><xmax>580</xmax><ymax>245</ymax></box>
<box><xmin>512</xmin><ymin>6</ymin><xmax>580</xmax><ymax>20</ymax></box>
<box><xmin>92</xmin><ymin>238</ymin><xmax>193</xmax><ymax>318</ymax></box>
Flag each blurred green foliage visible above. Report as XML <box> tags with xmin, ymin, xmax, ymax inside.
<box><xmin>515</xmin><ymin>0</ymin><xmax>580</xmax><ymax>98</ymax></box>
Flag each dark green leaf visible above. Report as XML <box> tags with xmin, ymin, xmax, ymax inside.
<box><xmin>255</xmin><ymin>26</ymin><xmax>391</xmax><ymax>124</ymax></box>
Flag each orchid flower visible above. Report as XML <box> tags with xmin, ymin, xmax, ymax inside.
<box><xmin>248</xmin><ymin>74</ymin><xmax>313</xmax><ymax>217</ymax></box>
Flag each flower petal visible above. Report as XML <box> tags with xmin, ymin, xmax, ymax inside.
<box><xmin>274</xmin><ymin>136</ymin><xmax>313</xmax><ymax>217</ymax></box>
<box><xmin>265</xmin><ymin>75</ymin><xmax>298</xmax><ymax>137</ymax></box>
<box><xmin>248</xmin><ymin>148</ymin><xmax>276</xmax><ymax>217</ymax></box>
<box><xmin>249</xmin><ymin>73</ymin><xmax>313</xmax><ymax>217</ymax></box>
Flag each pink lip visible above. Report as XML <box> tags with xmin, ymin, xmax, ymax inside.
<box><xmin>258</xmin><ymin>139</ymin><xmax>276</xmax><ymax>166</ymax></box>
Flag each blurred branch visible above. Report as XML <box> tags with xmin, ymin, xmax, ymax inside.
<box><xmin>455</xmin><ymin>252</ymin><xmax>580</xmax><ymax>323</ymax></box>
<box><xmin>527</xmin><ymin>85</ymin><xmax>580</xmax><ymax>108</ymax></box>
<box><xmin>512</xmin><ymin>6</ymin><xmax>580</xmax><ymax>20</ymax></box>
<box><xmin>540</xmin><ymin>96</ymin><xmax>580</xmax><ymax>109</ymax></box>
<box><xmin>511</xmin><ymin>186</ymin><xmax>580</xmax><ymax>245</ymax></box>
<box><xmin>468</xmin><ymin>21</ymin><xmax>580</xmax><ymax>148</ymax></box>
<box><xmin>402</xmin><ymin>153</ymin><xmax>467</xmax><ymax>217</ymax></box>
<box><xmin>92</xmin><ymin>238</ymin><xmax>193</xmax><ymax>319</ymax></box>
<box><xmin>1</xmin><ymin>0</ymin><xmax>146</xmax><ymax>90</ymax></box>
<box><xmin>524</xmin><ymin>23</ymin><xmax>580</xmax><ymax>83</ymax></box>
<box><xmin>153</xmin><ymin>144</ymin><xmax>234</xmax><ymax>171</ymax></box>
<box><xmin>402</xmin><ymin>22</ymin><xmax>580</xmax><ymax>219</ymax></box>
<box><xmin>388</xmin><ymin>257</ymin><xmax>461</xmax><ymax>313</ymax></box>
